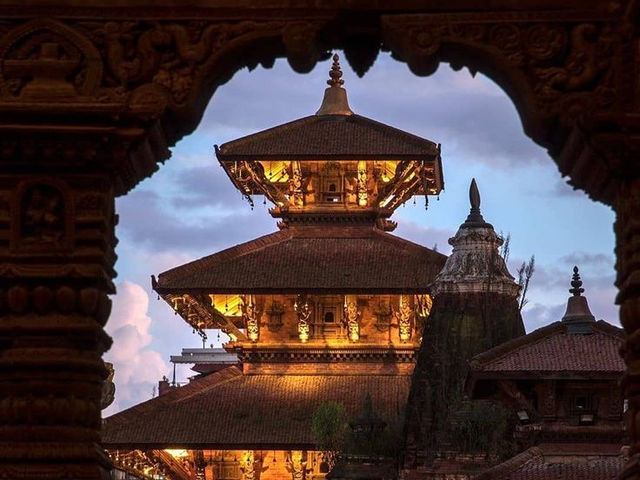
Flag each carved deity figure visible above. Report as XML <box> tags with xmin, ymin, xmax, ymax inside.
<box><xmin>20</xmin><ymin>184</ymin><xmax>65</xmax><ymax>246</ymax></box>
<box><xmin>356</xmin><ymin>166</ymin><xmax>368</xmax><ymax>206</ymax></box>
<box><xmin>241</xmin><ymin>295</ymin><xmax>261</xmax><ymax>343</ymax></box>
<box><xmin>295</xmin><ymin>296</ymin><xmax>311</xmax><ymax>343</ymax></box>
<box><xmin>240</xmin><ymin>450</ymin><xmax>257</xmax><ymax>480</ymax></box>
<box><xmin>395</xmin><ymin>296</ymin><xmax>414</xmax><ymax>343</ymax></box>
<box><xmin>286</xmin><ymin>450</ymin><xmax>308</xmax><ymax>480</ymax></box>
<box><xmin>415</xmin><ymin>294</ymin><xmax>433</xmax><ymax>334</ymax></box>
<box><xmin>343</xmin><ymin>301</ymin><xmax>360</xmax><ymax>342</ymax></box>
<box><xmin>289</xmin><ymin>161</ymin><xmax>304</xmax><ymax>207</ymax></box>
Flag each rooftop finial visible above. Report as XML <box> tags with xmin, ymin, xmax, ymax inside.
<box><xmin>470</xmin><ymin>178</ymin><xmax>481</xmax><ymax>211</ymax></box>
<box><xmin>569</xmin><ymin>266</ymin><xmax>585</xmax><ymax>297</ymax></box>
<box><xmin>316</xmin><ymin>53</ymin><xmax>353</xmax><ymax>116</ymax></box>
<box><xmin>327</xmin><ymin>53</ymin><xmax>344</xmax><ymax>87</ymax></box>
<box><xmin>462</xmin><ymin>178</ymin><xmax>488</xmax><ymax>226</ymax></box>
<box><xmin>562</xmin><ymin>265</ymin><xmax>595</xmax><ymax>330</ymax></box>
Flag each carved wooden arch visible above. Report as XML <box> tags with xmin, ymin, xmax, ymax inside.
<box><xmin>0</xmin><ymin>15</ymin><xmax>630</xmax><ymax>201</ymax></box>
<box><xmin>0</xmin><ymin>8</ymin><xmax>639</xmax><ymax>479</ymax></box>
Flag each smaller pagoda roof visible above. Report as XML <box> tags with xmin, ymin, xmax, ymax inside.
<box><xmin>215</xmin><ymin>114</ymin><xmax>440</xmax><ymax>161</ymax></box>
<box><xmin>153</xmin><ymin>226</ymin><xmax>446</xmax><ymax>294</ymax></box>
<box><xmin>103</xmin><ymin>367</ymin><xmax>409</xmax><ymax>449</ymax></box>
<box><xmin>473</xmin><ymin>445</ymin><xmax>624</xmax><ymax>480</ymax></box>
<box><xmin>468</xmin><ymin>320</ymin><xmax>625</xmax><ymax>384</ymax></box>
<box><xmin>215</xmin><ymin>54</ymin><xmax>439</xmax><ymax>162</ymax></box>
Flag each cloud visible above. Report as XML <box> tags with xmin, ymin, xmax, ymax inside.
<box><xmin>103</xmin><ymin>281</ymin><xmax>169</xmax><ymax>415</ymax></box>
<box><xmin>169</xmin><ymin>163</ymin><xmax>243</xmax><ymax>210</ymax></box>
<box><xmin>116</xmin><ymin>188</ymin><xmax>277</xmax><ymax>255</ymax></box>
<box><xmin>559</xmin><ymin>252</ymin><xmax>614</xmax><ymax>269</ymax></box>
<box><xmin>522</xmin><ymin>302</ymin><xmax>566</xmax><ymax>332</ymax></box>
<box><xmin>393</xmin><ymin>218</ymin><xmax>456</xmax><ymax>255</ymax></box>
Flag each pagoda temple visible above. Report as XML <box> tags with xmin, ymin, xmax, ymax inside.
<box><xmin>103</xmin><ymin>55</ymin><xmax>447</xmax><ymax>480</ymax></box>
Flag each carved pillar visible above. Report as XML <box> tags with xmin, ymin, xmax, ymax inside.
<box><xmin>617</xmin><ymin>177</ymin><xmax>640</xmax><ymax>479</ymax></box>
<box><xmin>0</xmin><ymin>145</ymin><xmax>117</xmax><ymax>478</ymax></box>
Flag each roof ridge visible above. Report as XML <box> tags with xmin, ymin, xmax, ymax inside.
<box><xmin>470</xmin><ymin>322</ymin><xmax>563</xmax><ymax>368</ymax></box>
<box><xmin>373</xmin><ymin>228</ymin><xmax>445</xmax><ymax>255</ymax></box>
<box><xmin>215</xmin><ymin>114</ymin><xmax>438</xmax><ymax>159</ymax></box>
<box><xmin>593</xmin><ymin>319</ymin><xmax>625</xmax><ymax>339</ymax></box>
<box><xmin>217</xmin><ymin>115</ymin><xmax>317</xmax><ymax>153</ymax></box>
<box><xmin>104</xmin><ymin>366</ymin><xmax>243</xmax><ymax>428</ymax></box>
<box><xmin>349</xmin><ymin>114</ymin><xmax>439</xmax><ymax>149</ymax></box>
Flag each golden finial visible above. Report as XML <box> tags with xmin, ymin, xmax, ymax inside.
<box><xmin>316</xmin><ymin>53</ymin><xmax>353</xmax><ymax>116</ymax></box>
<box><xmin>327</xmin><ymin>54</ymin><xmax>344</xmax><ymax>87</ymax></box>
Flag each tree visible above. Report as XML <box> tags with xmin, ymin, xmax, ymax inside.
<box><xmin>517</xmin><ymin>255</ymin><xmax>535</xmax><ymax>311</ymax></box>
<box><xmin>499</xmin><ymin>232</ymin><xmax>511</xmax><ymax>264</ymax></box>
<box><xmin>311</xmin><ymin>402</ymin><xmax>349</xmax><ymax>470</ymax></box>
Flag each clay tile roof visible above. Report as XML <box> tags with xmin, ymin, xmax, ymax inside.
<box><xmin>215</xmin><ymin>114</ymin><xmax>439</xmax><ymax>160</ymax></box>
<box><xmin>469</xmin><ymin>321</ymin><xmax>625</xmax><ymax>378</ymax></box>
<box><xmin>473</xmin><ymin>446</ymin><xmax>624</xmax><ymax>480</ymax></box>
<box><xmin>102</xmin><ymin>367</ymin><xmax>410</xmax><ymax>449</ymax></box>
<box><xmin>154</xmin><ymin>226</ymin><xmax>446</xmax><ymax>294</ymax></box>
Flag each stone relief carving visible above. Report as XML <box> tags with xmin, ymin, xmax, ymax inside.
<box><xmin>18</xmin><ymin>183</ymin><xmax>67</xmax><ymax>248</ymax></box>
<box><xmin>0</xmin><ymin>18</ymin><xmax>102</xmax><ymax>101</ymax></box>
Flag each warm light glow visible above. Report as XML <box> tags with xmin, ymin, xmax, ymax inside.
<box><xmin>164</xmin><ymin>449</ymin><xmax>188</xmax><ymax>458</ymax></box>
<box><xmin>212</xmin><ymin>294</ymin><xmax>243</xmax><ymax>317</ymax></box>
<box><xmin>348</xmin><ymin>328</ymin><xmax>359</xmax><ymax>342</ymax></box>
<box><xmin>259</xmin><ymin>160</ymin><xmax>290</xmax><ymax>183</ymax></box>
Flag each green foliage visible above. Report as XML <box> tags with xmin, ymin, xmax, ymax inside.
<box><xmin>446</xmin><ymin>401</ymin><xmax>513</xmax><ymax>457</ymax></box>
<box><xmin>345</xmin><ymin>413</ymin><xmax>404</xmax><ymax>458</ymax></box>
<box><xmin>312</xmin><ymin>402</ymin><xmax>349</xmax><ymax>453</ymax></box>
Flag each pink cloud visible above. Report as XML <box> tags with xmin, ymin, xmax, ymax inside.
<box><xmin>103</xmin><ymin>281</ymin><xmax>169</xmax><ymax>416</ymax></box>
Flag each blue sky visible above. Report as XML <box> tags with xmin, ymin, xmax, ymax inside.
<box><xmin>103</xmin><ymin>53</ymin><xmax>617</xmax><ymax>415</ymax></box>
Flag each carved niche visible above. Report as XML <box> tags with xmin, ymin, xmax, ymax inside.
<box><xmin>373</xmin><ymin>300</ymin><xmax>392</xmax><ymax>331</ymax></box>
<box><xmin>12</xmin><ymin>180</ymin><xmax>72</xmax><ymax>252</ymax></box>
<box><xmin>267</xmin><ymin>300</ymin><xmax>285</xmax><ymax>332</ymax></box>
<box><xmin>0</xmin><ymin>18</ymin><xmax>102</xmax><ymax>101</ymax></box>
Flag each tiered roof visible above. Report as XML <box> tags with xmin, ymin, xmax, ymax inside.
<box><xmin>154</xmin><ymin>226</ymin><xmax>446</xmax><ymax>295</ymax></box>
<box><xmin>468</xmin><ymin>320</ymin><xmax>625</xmax><ymax>384</ymax></box>
<box><xmin>216</xmin><ymin>113</ymin><xmax>440</xmax><ymax>160</ymax></box>
<box><xmin>103</xmin><ymin>366</ymin><xmax>409</xmax><ymax>449</ymax></box>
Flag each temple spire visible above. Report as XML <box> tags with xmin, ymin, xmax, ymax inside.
<box><xmin>316</xmin><ymin>54</ymin><xmax>353</xmax><ymax>116</ymax></box>
<box><xmin>562</xmin><ymin>266</ymin><xmax>595</xmax><ymax>331</ymax></box>
<box><xmin>432</xmin><ymin>178</ymin><xmax>517</xmax><ymax>297</ymax></box>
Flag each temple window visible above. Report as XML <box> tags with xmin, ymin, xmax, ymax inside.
<box><xmin>570</xmin><ymin>392</ymin><xmax>596</xmax><ymax>418</ymax></box>
<box><xmin>320</xmin><ymin>162</ymin><xmax>344</xmax><ymax>204</ymax></box>
<box><xmin>314</xmin><ymin>300</ymin><xmax>343</xmax><ymax>338</ymax></box>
